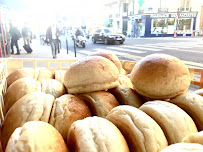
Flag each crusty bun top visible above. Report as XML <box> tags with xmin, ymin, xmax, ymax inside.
<box><xmin>5</xmin><ymin>121</ymin><xmax>67</xmax><ymax>152</ymax></box>
<box><xmin>130</xmin><ymin>54</ymin><xmax>191</xmax><ymax>99</ymax></box>
<box><xmin>182</xmin><ymin>131</ymin><xmax>203</xmax><ymax>145</ymax></box>
<box><xmin>64</xmin><ymin>56</ymin><xmax>119</xmax><ymax>94</ymax></box>
<box><xmin>89</xmin><ymin>51</ymin><xmax>122</xmax><ymax>72</ymax></box>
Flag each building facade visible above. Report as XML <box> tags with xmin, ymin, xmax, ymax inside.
<box><xmin>104</xmin><ymin>0</ymin><xmax>203</xmax><ymax>37</ymax></box>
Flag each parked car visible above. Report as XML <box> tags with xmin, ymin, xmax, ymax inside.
<box><xmin>92</xmin><ymin>28</ymin><xmax>125</xmax><ymax>44</ymax></box>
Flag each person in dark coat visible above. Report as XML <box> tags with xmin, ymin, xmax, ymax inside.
<box><xmin>9</xmin><ymin>23</ymin><xmax>21</xmax><ymax>55</ymax></box>
<box><xmin>46</xmin><ymin>23</ymin><xmax>60</xmax><ymax>58</ymax></box>
<box><xmin>22</xmin><ymin>23</ymin><xmax>32</xmax><ymax>47</ymax></box>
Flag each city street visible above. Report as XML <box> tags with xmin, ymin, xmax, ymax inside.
<box><xmin>12</xmin><ymin>36</ymin><xmax>203</xmax><ymax>68</ymax></box>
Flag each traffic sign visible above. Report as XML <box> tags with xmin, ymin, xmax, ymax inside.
<box><xmin>138</xmin><ymin>0</ymin><xmax>144</xmax><ymax>6</ymax></box>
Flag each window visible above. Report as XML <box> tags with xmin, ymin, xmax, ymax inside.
<box><xmin>182</xmin><ymin>0</ymin><xmax>190</xmax><ymax>9</ymax></box>
<box><xmin>123</xmin><ymin>3</ymin><xmax>128</xmax><ymax>12</ymax></box>
<box><xmin>95</xmin><ymin>29</ymin><xmax>101</xmax><ymax>33</ymax></box>
<box><xmin>178</xmin><ymin>18</ymin><xmax>191</xmax><ymax>30</ymax></box>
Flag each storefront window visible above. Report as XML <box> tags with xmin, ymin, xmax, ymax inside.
<box><xmin>178</xmin><ymin>18</ymin><xmax>191</xmax><ymax>30</ymax></box>
<box><xmin>151</xmin><ymin>19</ymin><xmax>167</xmax><ymax>34</ymax></box>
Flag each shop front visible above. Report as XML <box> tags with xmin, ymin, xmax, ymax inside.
<box><xmin>142</xmin><ymin>12</ymin><xmax>197</xmax><ymax>37</ymax></box>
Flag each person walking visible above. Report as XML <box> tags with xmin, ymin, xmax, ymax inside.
<box><xmin>46</xmin><ymin>23</ymin><xmax>60</xmax><ymax>59</ymax></box>
<box><xmin>22</xmin><ymin>23</ymin><xmax>32</xmax><ymax>47</ymax></box>
<box><xmin>9</xmin><ymin>23</ymin><xmax>21</xmax><ymax>55</ymax></box>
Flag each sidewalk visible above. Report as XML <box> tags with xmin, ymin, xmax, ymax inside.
<box><xmin>9</xmin><ymin>38</ymin><xmax>85</xmax><ymax>60</ymax></box>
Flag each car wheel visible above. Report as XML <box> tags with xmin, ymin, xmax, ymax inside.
<box><xmin>82</xmin><ymin>43</ymin><xmax>85</xmax><ymax>48</ymax></box>
<box><xmin>92</xmin><ymin>37</ymin><xmax>96</xmax><ymax>44</ymax></box>
<box><xmin>104</xmin><ymin>38</ymin><xmax>108</xmax><ymax>45</ymax></box>
<box><xmin>119</xmin><ymin>41</ymin><xmax>124</xmax><ymax>44</ymax></box>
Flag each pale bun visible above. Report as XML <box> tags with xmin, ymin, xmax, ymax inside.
<box><xmin>140</xmin><ymin>101</ymin><xmax>198</xmax><ymax>144</ymax></box>
<box><xmin>5</xmin><ymin>121</ymin><xmax>67</xmax><ymax>152</ymax></box>
<box><xmin>54</xmin><ymin>70</ymin><xmax>67</xmax><ymax>84</ymax></box>
<box><xmin>6</xmin><ymin>68</ymin><xmax>35</xmax><ymax>88</ymax></box>
<box><xmin>64</xmin><ymin>56</ymin><xmax>119</xmax><ymax>94</ymax></box>
<box><xmin>182</xmin><ymin>131</ymin><xmax>203</xmax><ymax>145</ymax></box>
<box><xmin>35</xmin><ymin>68</ymin><xmax>54</xmax><ymax>81</ymax></box>
<box><xmin>67</xmin><ymin>117</ymin><xmax>129</xmax><ymax>152</ymax></box>
<box><xmin>49</xmin><ymin>94</ymin><xmax>92</xmax><ymax>140</ymax></box>
<box><xmin>160</xmin><ymin>143</ymin><xmax>203</xmax><ymax>152</ymax></box>
<box><xmin>109</xmin><ymin>85</ymin><xmax>143</xmax><ymax>108</ymax></box>
<box><xmin>4</xmin><ymin>77</ymin><xmax>41</xmax><ymax>113</ymax></box>
<box><xmin>89</xmin><ymin>51</ymin><xmax>122</xmax><ymax>73</ymax></box>
<box><xmin>2</xmin><ymin>92</ymin><xmax>55</xmax><ymax>149</ymax></box>
<box><xmin>78</xmin><ymin>91</ymin><xmax>119</xmax><ymax>117</ymax></box>
<box><xmin>39</xmin><ymin>78</ymin><xmax>67</xmax><ymax>98</ymax></box>
<box><xmin>130</xmin><ymin>54</ymin><xmax>191</xmax><ymax>99</ymax></box>
<box><xmin>170</xmin><ymin>92</ymin><xmax>203</xmax><ymax>131</ymax></box>
<box><xmin>106</xmin><ymin>105</ymin><xmax>168</xmax><ymax>152</ymax></box>
<box><xmin>118</xmin><ymin>74</ymin><xmax>133</xmax><ymax>88</ymax></box>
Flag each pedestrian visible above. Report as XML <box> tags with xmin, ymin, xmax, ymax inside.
<box><xmin>9</xmin><ymin>23</ymin><xmax>21</xmax><ymax>55</ymax></box>
<box><xmin>22</xmin><ymin>23</ymin><xmax>32</xmax><ymax>47</ymax></box>
<box><xmin>46</xmin><ymin>22</ymin><xmax>60</xmax><ymax>58</ymax></box>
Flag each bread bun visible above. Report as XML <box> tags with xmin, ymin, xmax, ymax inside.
<box><xmin>78</xmin><ymin>91</ymin><xmax>119</xmax><ymax>117</ymax></box>
<box><xmin>54</xmin><ymin>70</ymin><xmax>67</xmax><ymax>84</ymax></box>
<box><xmin>140</xmin><ymin>101</ymin><xmax>198</xmax><ymax>144</ymax></box>
<box><xmin>109</xmin><ymin>85</ymin><xmax>143</xmax><ymax>108</ymax></box>
<box><xmin>67</xmin><ymin>117</ymin><xmax>129</xmax><ymax>152</ymax></box>
<box><xmin>130</xmin><ymin>54</ymin><xmax>191</xmax><ymax>99</ymax></box>
<box><xmin>6</xmin><ymin>68</ymin><xmax>35</xmax><ymax>88</ymax></box>
<box><xmin>35</xmin><ymin>68</ymin><xmax>54</xmax><ymax>81</ymax></box>
<box><xmin>89</xmin><ymin>51</ymin><xmax>122</xmax><ymax>73</ymax></box>
<box><xmin>182</xmin><ymin>131</ymin><xmax>203</xmax><ymax>145</ymax></box>
<box><xmin>49</xmin><ymin>94</ymin><xmax>92</xmax><ymax>140</ymax></box>
<box><xmin>4</xmin><ymin>77</ymin><xmax>41</xmax><ymax>113</ymax></box>
<box><xmin>160</xmin><ymin>143</ymin><xmax>203</xmax><ymax>152</ymax></box>
<box><xmin>64</xmin><ymin>56</ymin><xmax>119</xmax><ymax>94</ymax></box>
<box><xmin>118</xmin><ymin>74</ymin><xmax>133</xmax><ymax>88</ymax></box>
<box><xmin>193</xmin><ymin>89</ymin><xmax>203</xmax><ymax>97</ymax></box>
<box><xmin>2</xmin><ymin>92</ymin><xmax>55</xmax><ymax>149</ymax></box>
<box><xmin>39</xmin><ymin>78</ymin><xmax>67</xmax><ymax>98</ymax></box>
<box><xmin>170</xmin><ymin>92</ymin><xmax>203</xmax><ymax>131</ymax></box>
<box><xmin>5</xmin><ymin>121</ymin><xmax>67</xmax><ymax>152</ymax></box>
<box><xmin>106</xmin><ymin>105</ymin><xmax>168</xmax><ymax>152</ymax></box>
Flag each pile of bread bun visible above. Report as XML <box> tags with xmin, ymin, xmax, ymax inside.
<box><xmin>2</xmin><ymin>52</ymin><xmax>203</xmax><ymax>152</ymax></box>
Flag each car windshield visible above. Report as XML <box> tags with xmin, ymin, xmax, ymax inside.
<box><xmin>104</xmin><ymin>29</ymin><xmax>112</xmax><ymax>33</ymax></box>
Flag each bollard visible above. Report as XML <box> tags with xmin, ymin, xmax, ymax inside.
<box><xmin>66</xmin><ymin>38</ymin><xmax>68</xmax><ymax>54</ymax></box>
<box><xmin>73</xmin><ymin>38</ymin><xmax>76</xmax><ymax>57</ymax></box>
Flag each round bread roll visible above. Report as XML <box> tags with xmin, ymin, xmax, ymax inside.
<box><xmin>160</xmin><ymin>143</ymin><xmax>203</xmax><ymax>152</ymax></box>
<box><xmin>120</xmin><ymin>68</ymin><xmax>127</xmax><ymax>75</ymax></box>
<box><xmin>106</xmin><ymin>105</ymin><xmax>168</xmax><ymax>152</ymax></box>
<box><xmin>5</xmin><ymin>121</ymin><xmax>67</xmax><ymax>152</ymax></box>
<box><xmin>39</xmin><ymin>78</ymin><xmax>67</xmax><ymax>98</ymax></box>
<box><xmin>35</xmin><ymin>68</ymin><xmax>54</xmax><ymax>81</ymax></box>
<box><xmin>78</xmin><ymin>91</ymin><xmax>119</xmax><ymax>117</ymax></box>
<box><xmin>89</xmin><ymin>51</ymin><xmax>122</xmax><ymax>73</ymax></box>
<box><xmin>6</xmin><ymin>68</ymin><xmax>35</xmax><ymax>88</ymax></box>
<box><xmin>130</xmin><ymin>54</ymin><xmax>191</xmax><ymax>99</ymax></box>
<box><xmin>2</xmin><ymin>92</ymin><xmax>55</xmax><ymax>149</ymax></box>
<box><xmin>49</xmin><ymin>94</ymin><xmax>92</xmax><ymax>140</ymax></box>
<box><xmin>64</xmin><ymin>56</ymin><xmax>119</xmax><ymax>94</ymax></box>
<box><xmin>109</xmin><ymin>85</ymin><xmax>143</xmax><ymax>108</ymax></box>
<box><xmin>54</xmin><ymin>70</ymin><xmax>67</xmax><ymax>84</ymax></box>
<box><xmin>193</xmin><ymin>89</ymin><xmax>203</xmax><ymax>97</ymax></box>
<box><xmin>169</xmin><ymin>92</ymin><xmax>203</xmax><ymax>131</ymax></box>
<box><xmin>67</xmin><ymin>116</ymin><xmax>129</xmax><ymax>152</ymax></box>
<box><xmin>4</xmin><ymin>77</ymin><xmax>41</xmax><ymax>113</ymax></box>
<box><xmin>118</xmin><ymin>74</ymin><xmax>133</xmax><ymax>88</ymax></box>
<box><xmin>140</xmin><ymin>101</ymin><xmax>198</xmax><ymax>145</ymax></box>
<box><xmin>182</xmin><ymin>131</ymin><xmax>203</xmax><ymax>145</ymax></box>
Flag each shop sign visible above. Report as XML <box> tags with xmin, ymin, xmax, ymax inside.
<box><xmin>135</xmin><ymin>15</ymin><xmax>142</xmax><ymax>19</ymax></box>
<box><xmin>170</xmin><ymin>13</ymin><xmax>196</xmax><ymax>18</ymax></box>
<box><xmin>150</xmin><ymin>14</ymin><xmax>169</xmax><ymax>18</ymax></box>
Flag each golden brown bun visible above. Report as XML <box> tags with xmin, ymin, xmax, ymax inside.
<box><xmin>130</xmin><ymin>54</ymin><xmax>191</xmax><ymax>99</ymax></box>
<box><xmin>6</xmin><ymin>68</ymin><xmax>35</xmax><ymax>88</ymax></box>
<box><xmin>120</xmin><ymin>68</ymin><xmax>127</xmax><ymax>75</ymax></box>
<box><xmin>170</xmin><ymin>92</ymin><xmax>203</xmax><ymax>131</ymax></box>
<box><xmin>64</xmin><ymin>56</ymin><xmax>119</xmax><ymax>94</ymax></box>
<box><xmin>54</xmin><ymin>70</ymin><xmax>67</xmax><ymax>84</ymax></box>
<box><xmin>35</xmin><ymin>68</ymin><xmax>54</xmax><ymax>81</ymax></box>
<box><xmin>109</xmin><ymin>85</ymin><xmax>143</xmax><ymax>108</ymax></box>
<box><xmin>118</xmin><ymin>74</ymin><xmax>133</xmax><ymax>88</ymax></box>
<box><xmin>106</xmin><ymin>105</ymin><xmax>168</xmax><ymax>152</ymax></box>
<box><xmin>39</xmin><ymin>78</ymin><xmax>67</xmax><ymax>98</ymax></box>
<box><xmin>160</xmin><ymin>143</ymin><xmax>203</xmax><ymax>152</ymax></box>
<box><xmin>78</xmin><ymin>91</ymin><xmax>119</xmax><ymax>117</ymax></box>
<box><xmin>5</xmin><ymin>121</ymin><xmax>67</xmax><ymax>152</ymax></box>
<box><xmin>2</xmin><ymin>92</ymin><xmax>55</xmax><ymax>150</ymax></box>
<box><xmin>193</xmin><ymin>89</ymin><xmax>203</xmax><ymax>97</ymax></box>
<box><xmin>89</xmin><ymin>51</ymin><xmax>122</xmax><ymax>73</ymax></box>
<box><xmin>67</xmin><ymin>117</ymin><xmax>129</xmax><ymax>152</ymax></box>
<box><xmin>49</xmin><ymin>94</ymin><xmax>92</xmax><ymax>140</ymax></box>
<box><xmin>182</xmin><ymin>131</ymin><xmax>203</xmax><ymax>145</ymax></box>
<box><xmin>4</xmin><ymin>77</ymin><xmax>41</xmax><ymax>113</ymax></box>
<box><xmin>140</xmin><ymin>101</ymin><xmax>198</xmax><ymax>145</ymax></box>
